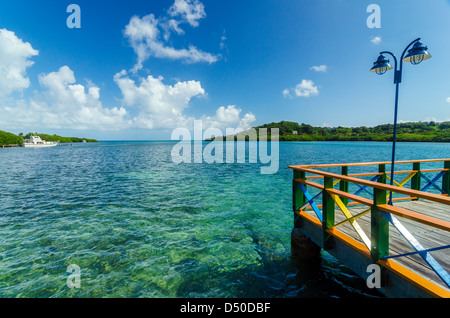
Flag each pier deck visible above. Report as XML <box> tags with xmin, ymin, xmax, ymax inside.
<box><xmin>289</xmin><ymin>159</ymin><xmax>450</xmax><ymax>298</ymax></box>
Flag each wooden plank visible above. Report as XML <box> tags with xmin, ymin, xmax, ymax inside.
<box><xmin>294</xmin><ymin>207</ymin><xmax>450</xmax><ymax>297</ymax></box>
<box><xmin>346</xmin><ymin>201</ymin><xmax>449</xmax><ymax>290</ymax></box>
<box><xmin>301</xmin><ymin>199</ymin><xmax>450</xmax><ymax>292</ymax></box>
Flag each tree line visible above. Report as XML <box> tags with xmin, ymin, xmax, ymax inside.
<box><xmin>229</xmin><ymin>121</ymin><xmax>450</xmax><ymax>142</ymax></box>
<box><xmin>0</xmin><ymin>130</ymin><xmax>98</xmax><ymax>146</ymax></box>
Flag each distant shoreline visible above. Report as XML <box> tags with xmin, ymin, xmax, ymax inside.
<box><xmin>0</xmin><ymin>130</ymin><xmax>98</xmax><ymax>146</ymax></box>
<box><xmin>3</xmin><ymin>140</ymin><xmax>449</xmax><ymax>147</ymax></box>
<box><xmin>222</xmin><ymin>120</ymin><xmax>450</xmax><ymax>143</ymax></box>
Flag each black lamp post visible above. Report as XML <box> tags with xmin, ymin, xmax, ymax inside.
<box><xmin>370</xmin><ymin>38</ymin><xmax>432</xmax><ymax>205</ymax></box>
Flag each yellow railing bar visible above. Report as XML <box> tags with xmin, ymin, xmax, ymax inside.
<box><xmin>332</xmin><ymin>207</ymin><xmax>371</xmax><ymax>229</ymax></box>
<box><xmin>386</xmin><ymin>172</ymin><xmax>416</xmax><ymax>188</ymax></box>
<box><xmin>331</xmin><ymin>194</ymin><xmax>371</xmax><ymax>249</ymax></box>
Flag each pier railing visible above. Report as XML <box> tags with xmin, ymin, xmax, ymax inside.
<box><xmin>289</xmin><ymin>159</ymin><xmax>450</xmax><ymax>297</ymax></box>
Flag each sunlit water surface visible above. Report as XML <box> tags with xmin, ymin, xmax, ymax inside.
<box><xmin>1</xmin><ymin>141</ymin><xmax>448</xmax><ymax>298</ymax></box>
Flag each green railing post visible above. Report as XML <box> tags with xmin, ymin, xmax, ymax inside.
<box><xmin>378</xmin><ymin>164</ymin><xmax>386</xmax><ymax>184</ymax></box>
<box><xmin>293</xmin><ymin>170</ymin><xmax>306</xmax><ymax>229</ymax></box>
<box><xmin>411</xmin><ymin>162</ymin><xmax>421</xmax><ymax>200</ymax></box>
<box><xmin>322</xmin><ymin>176</ymin><xmax>335</xmax><ymax>250</ymax></box>
<box><xmin>443</xmin><ymin>161</ymin><xmax>450</xmax><ymax>196</ymax></box>
<box><xmin>340</xmin><ymin>166</ymin><xmax>349</xmax><ymax>205</ymax></box>
<box><xmin>371</xmin><ymin>186</ymin><xmax>389</xmax><ymax>262</ymax></box>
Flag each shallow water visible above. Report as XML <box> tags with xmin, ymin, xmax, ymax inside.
<box><xmin>0</xmin><ymin>141</ymin><xmax>448</xmax><ymax>298</ymax></box>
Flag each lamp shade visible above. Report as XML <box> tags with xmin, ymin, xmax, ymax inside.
<box><xmin>370</xmin><ymin>54</ymin><xmax>394</xmax><ymax>75</ymax></box>
<box><xmin>402</xmin><ymin>41</ymin><xmax>432</xmax><ymax>65</ymax></box>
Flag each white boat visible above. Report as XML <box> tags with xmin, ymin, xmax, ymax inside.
<box><xmin>22</xmin><ymin>136</ymin><xmax>59</xmax><ymax>148</ymax></box>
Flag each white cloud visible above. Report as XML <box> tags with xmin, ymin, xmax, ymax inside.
<box><xmin>0</xmin><ymin>65</ymin><xmax>130</xmax><ymax>131</ymax></box>
<box><xmin>202</xmin><ymin>105</ymin><xmax>256</xmax><ymax>131</ymax></box>
<box><xmin>168</xmin><ymin>0</ymin><xmax>206</xmax><ymax>27</ymax></box>
<box><xmin>0</xmin><ymin>28</ymin><xmax>38</xmax><ymax>97</ymax></box>
<box><xmin>0</xmin><ymin>25</ymin><xmax>252</xmax><ymax>133</ymax></box>
<box><xmin>114</xmin><ymin>69</ymin><xmax>205</xmax><ymax>129</ymax></box>
<box><xmin>310</xmin><ymin>65</ymin><xmax>327</xmax><ymax>72</ymax></box>
<box><xmin>371</xmin><ymin>36</ymin><xmax>382</xmax><ymax>45</ymax></box>
<box><xmin>124</xmin><ymin>1</ymin><xmax>219</xmax><ymax>71</ymax></box>
<box><xmin>283</xmin><ymin>80</ymin><xmax>319</xmax><ymax>98</ymax></box>
<box><xmin>295</xmin><ymin>80</ymin><xmax>319</xmax><ymax>97</ymax></box>
<box><xmin>114</xmin><ymin>70</ymin><xmax>255</xmax><ymax>131</ymax></box>
<box><xmin>0</xmin><ymin>29</ymin><xmax>129</xmax><ymax>131</ymax></box>
<box><xmin>31</xmin><ymin>66</ymin><xmax>129</xmax><ymax>130</ymax></box>
<box><xmin>165</xmin><ymin>19</ymin><xmax>185</xmax><ymax>37</ymax></box>
<box><xmin>446</xmin><ymin>97</ymin><xmax>450</xmax><ymax>104</ymax></box>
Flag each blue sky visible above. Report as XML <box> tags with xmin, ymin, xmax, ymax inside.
<box><xmin>0</xmin><ymin>0</ymin><xmax>449</xmax><ymax>140</ymax></box>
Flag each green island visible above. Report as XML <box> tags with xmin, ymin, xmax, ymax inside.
<box><xmin>0</xmin><ymin>130</ymin><xmax>98</xmax><ymax>146</ymax></box>
<box><xmin>225</xmin><ymin>120</ymin><xmax>450</xmax><ymax>142</ymax></box>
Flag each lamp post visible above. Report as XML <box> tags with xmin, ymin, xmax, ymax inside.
<box><xmin>370</xmin><ymin>38</ymin><xmax>432</xmax><ymax>205</ymax></box>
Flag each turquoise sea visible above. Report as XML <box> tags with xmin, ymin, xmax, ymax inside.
<box><xmin>0</xmin><ymin>141</ymin><xmax>449</xmax><ymax>298</ymax></box>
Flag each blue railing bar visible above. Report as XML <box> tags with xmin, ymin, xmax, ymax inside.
<box><xmin>297</xmin><ymin>190</ymin><xmax>323</xmax><ymax>213</ymax></box>
<box><xmin>352</xmin><ymin>175</ymin><xmax>380</xmax><ymax>198</ymax></box>
<box><xmin>421</xmin><ymin>171</ymin><xmax>447</xmax><ymax>194</ymax></box>
<box><xmin>382</xmin><ymin>211</ymin><xmax>450</xmax><ymax>289</ymax></box>
<box><xmin>381</xmin><ymin>244</ymin><xmax>450</xmax><ymax>260</ymax></box>
<box><xmin>297</xmin><ymin>182</ymin><xmax>323</xmax><ymax>222</ymax></box>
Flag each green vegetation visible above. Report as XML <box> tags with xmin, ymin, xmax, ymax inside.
<box><xmin>0</xmin><ymin>130</ymin><xmax>98</xmax><ymax>146</ymax></box>
<box><xmin>25</xmin><ymin>133</ymin><xmax>98</xmax><ymax>143</ymax></box>
<box><xmin>228</xmin><ymin>120</ymin><xmax>450</xmax><ymax>142</ymax></box>
<box><xmin>0</xmin><ymin>130</ymin><xmax>23</xmax><ymax>146</ymax></box>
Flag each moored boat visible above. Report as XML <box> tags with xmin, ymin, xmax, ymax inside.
<box><xmin>22</xmin><ymin>136</ymin><xmax>59</xmax><ymax>148</ymax></box>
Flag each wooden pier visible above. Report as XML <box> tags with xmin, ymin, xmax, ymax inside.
<box><xmin>289</xmin><ymin>159</ymin><xmax>450</xmax><ymax>298</ymax></box>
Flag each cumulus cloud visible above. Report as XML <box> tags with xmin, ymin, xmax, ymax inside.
<box><xmin>446</xmin><ymin>97</ymin><xmax>450</xmax><ymax>104</ymax></box>
<box><xmin>0</xmin><ymin>19</ymin><xmax>253</xmax><ymax>133</ymax></box>
<box><xmin>283</xmin><ymin>80</ymin><xmax>319</xmax><ymax>98</ymax></box>
<box><xmin>294</xmin><ymin>80</ymin><xmax>319</xmax><ymax>97</ymax></box>
<box><xmin>124</xmin><ymin>0</ymin><xmax>219</xmax><ymax>71</ymax></box>
<box><xmin>310</xmin><ymin>65</ymin><xmax>327</xmax><ymax>72</ymax></box>
<box><xmin>371</xmin><ymin>36</ymin><xmax>382</xmax><ymax>45</ymax></box>
<box><xmin>114</xmin><ymin>70</ymin><xmax>254</xmax><ymax>130</ymax></box>
<box><xmin>0</xmin><ymin>28</ymin><xmax>38</xmax><ymax>97</ymax></box>
<box><xmin>202</xmin><ymin>105</ymin><xmax>256</xmax><ymax>131</ymax></box>
<box><xmin>0</xmin><ymin>30</ymin><xmax>128</xmax><ymax>131</ymax></box>
<box><xmin>32</xmin><ymin>66</ymin><xmax>130</xmax><ymax>130</ymax></box>
<box><xmin>114</xmin><ymin>69</ymin><xmax>205</xmax><ymax>129</ymax></box>
<box><xmin>1</xmin><ymin>66</ymin><xmax>130</xmax><ymax>130</ymax></box>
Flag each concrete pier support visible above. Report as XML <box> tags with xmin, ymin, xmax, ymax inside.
<box><xmin>291</xmin><ymin>228</ymin><xmax>321</xmax><ymax>261</ymax></box>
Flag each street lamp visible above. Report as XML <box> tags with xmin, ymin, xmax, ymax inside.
<box><xmin>370</xmin><ymin>38</ymin><xmax>432</xmax><ymax>205</ymax></box>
